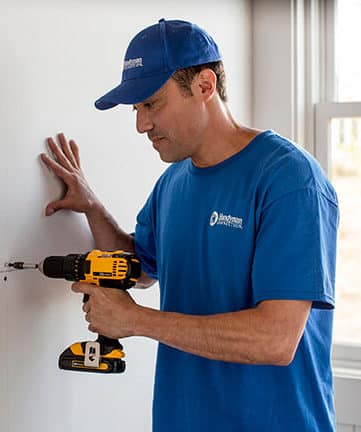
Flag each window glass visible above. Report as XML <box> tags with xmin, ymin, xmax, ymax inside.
<box><xmin>331</xmin><ymin>117</ymin><xmax>361</xmax><ymax>343</ymax></box>
<box><xmin>336</xmin><ymin>0</ymin><xmax>361</xmax><ymax>101</ymax></box>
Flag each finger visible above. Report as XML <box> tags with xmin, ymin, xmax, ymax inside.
<box><xmin>40</xmin><ymin>153</ymin><xmax>75</xmax><ymax>183</ymax></box>
<box><xmin>46</xmin><ymin>137</ymin><xmax>74</xmax><ymax>171</ymax></box>
<box><xmin>57</xmin><ymin>133</ymin><xmax>78</xmax><ymax>168</ymax></box>
<box><xmin>83</xmin><ymin>302</ymin><xmax>90</xmax><ymax>313</ymax></box>
<box><xmin>69</xmin><ymin>139</ymin><xmax>81</xmax><ymax>168</ymax></box>
<box><xmin>71</xmin><ymin>282</ymin><xmax>94</xmax><ymax>295</ymax></box>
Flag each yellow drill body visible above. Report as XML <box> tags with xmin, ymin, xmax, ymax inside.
<box><xmin>41</xmin><ymin>249</ymin><xmax>142</xmax><ymax>373</ymax></box>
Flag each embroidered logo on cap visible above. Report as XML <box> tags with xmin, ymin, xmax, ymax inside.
<box><xmin>124</xmin><ymin>58</ymin><xmax>143</xmax><ymax>70</ymax></box>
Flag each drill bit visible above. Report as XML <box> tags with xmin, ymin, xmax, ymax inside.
<box><xmin>6</xmin><ymin>262</ymin><xmax>39</xmax><ymax>270</ymax></box>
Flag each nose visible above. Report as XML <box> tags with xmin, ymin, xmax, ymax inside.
<box><xmin>136</xmin><ymin>108</ymin><xmax>154</xmax><ymax>134</ymax></box>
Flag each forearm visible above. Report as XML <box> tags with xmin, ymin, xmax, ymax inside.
<box><xmin>133</xmin><ymin>300</ymin><xmax>310</xmax><ymax>365</ymax></box>
<box><xmin>85</xmin><ymin>202</ymin><xmax>134</xmax><ymax>252</ymax></box>
<box><xmin>135</xmin><ymin>308</ymin><xmax>280</xmax><ymax>364</ymax></box>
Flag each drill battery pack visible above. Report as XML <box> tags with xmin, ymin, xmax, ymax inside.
<box><xmin>59</xmin><ymin>338</ymin><xmax>126</xmax><ymax>374</ymax></box>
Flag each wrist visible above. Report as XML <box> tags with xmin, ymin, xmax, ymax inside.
<box><xmin>85</xmin><ymin>199</ymin><xmax>106</xmax><ymax>219</ymax></box>
<box><xmin>132</xmin><ymin>305</ymin><xmax>159</xmax><ymax>338</ymax></box>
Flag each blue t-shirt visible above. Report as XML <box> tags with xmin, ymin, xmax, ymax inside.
<box><xmin>134</xmin><ymin>130</ymin><xmax>339</xmax><ymax>431</ymax></box>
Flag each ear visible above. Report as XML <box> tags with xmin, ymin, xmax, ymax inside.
<box><xmin>192</xmin><ymin>69</ymin><xmax>217</xmax><ymax>102</ymax></box>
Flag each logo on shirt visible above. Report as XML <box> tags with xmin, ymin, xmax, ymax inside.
<box><xmin>123</xmin><ymin>57</ymin><xmax>143</xmax><ymax>70</ymax></box>
<box><xmin>209</xmin><ymin>211</ymin><xmax>244</xmax><ymax>229</ymax></box>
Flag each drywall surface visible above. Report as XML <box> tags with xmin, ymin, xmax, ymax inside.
<box><xmin>251</xmin><ymin>0</ymin><xmax>294</xmax><ymax>139</ymax></box>
<box><xmin>0</xmin><ymin>1</ymin><xmax>250</xmax><ymax>431</ymax></box>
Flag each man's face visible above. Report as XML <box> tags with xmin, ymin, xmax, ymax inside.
<box><xmin>133</xmin><ymin>78</ymin><xmax>206</xmax><ymax>163</ymax></box>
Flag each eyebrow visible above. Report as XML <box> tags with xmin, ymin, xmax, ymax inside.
<box><xmin>132</xmin><ymin>95</ymin><xmax>161</xmax><ymax>111</ymax></box>
<box><xmin>132</xmin><ymin>84</ymin><xmax>168</xmax><ymax>111</ymax></box>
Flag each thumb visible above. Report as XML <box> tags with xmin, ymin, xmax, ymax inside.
<box><xmin>45</xmin><ymin>199</ymin><xmax>69</xmax><ymax>216</ymax></box>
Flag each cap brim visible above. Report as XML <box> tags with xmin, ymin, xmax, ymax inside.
<box><xmin>94</xmin><ymin>70</ymin><xmax>175</xmax><ymax>109</ymax></box>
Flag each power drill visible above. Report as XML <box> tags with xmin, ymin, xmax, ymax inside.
<box><xmin>7</xmin><ymin>250</ymin><xmax>141</xmax><ymax>374</ymax></box>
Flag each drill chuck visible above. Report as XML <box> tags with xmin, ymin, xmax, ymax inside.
<box><xmin>39</xmin><ymin>254</ymin><xmax>85</xmax><ymax>281</ymax></box>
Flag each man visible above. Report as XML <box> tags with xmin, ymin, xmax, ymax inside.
<box><xmin>41</xmin><ymin>19</ymin><xmax>339</xmax><ymax>431</ymax></box>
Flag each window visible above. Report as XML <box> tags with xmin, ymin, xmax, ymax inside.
<box><xmin>331</xmin><ymin>117</ymin><xmax>361</xmax><ymax>345</ymax></box>
<box><xmin>335</xmin><ymin>0</ymin><xmax>361</xmax><ymax>101</ymax></box>
<box><xmin>252</xmin><ymin>0</ymin><xmax>361</xmax><ymax>366</ymax></box>
<box><xmin>315</xmin><ymin>0</ymin><xmax>361</xmax><ymax>360</ymax></box>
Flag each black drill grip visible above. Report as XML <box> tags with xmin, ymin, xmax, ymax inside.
<box><xmin>97</xmin><ymin>334</ymin><xmax>123</xmax><ymax>352</ymax></box>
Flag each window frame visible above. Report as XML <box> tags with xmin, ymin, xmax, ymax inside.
<box><xmin>314</xmin><ymin>0</ymin><xmax>361</xmax><ymax>369</ymax></box>
<box><xmin>315</xmin><ymin>101</ymin><xmax>361</xmax><ymax>173</ymax></box>
<box><xmin>251</xmin><ymin>0</ymin><xmax>361</xmax><ymax>369</ymax></box>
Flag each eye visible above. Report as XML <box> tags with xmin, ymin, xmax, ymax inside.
<box><xmin>133</xmin><ymin>99</ymin><xmax>157</xmax><ymax>112</ymax></box>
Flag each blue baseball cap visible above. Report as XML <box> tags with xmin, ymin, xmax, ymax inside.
<box><xmin>94</xmin><ymin>18</ymin><xmax>222</xmax><ymax>109</ymax></box>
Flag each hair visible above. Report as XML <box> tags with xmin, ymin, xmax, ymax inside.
<box><xmin>172</xmin><ymin>61</ymin><xmax>227</xmax><ymax>102</ymax></box>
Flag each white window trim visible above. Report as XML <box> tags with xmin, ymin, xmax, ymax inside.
<box><xmin>291</xmin><ymin>0</ymin><xmax>361</xmax><ymax>371</ymax></box>
<box><xmin>316</xmin><ymin>100</ymin><xmax>361</xmax><ymax>374</ymax></box>
<box><xmin>333</xmin><ymin>343</ymin><xmax>361</xmax><ymax>376</ymax></box>
<box><xmin>315</xmin><ymin>102</ymin><xmax>361</xmax><ymax>173</ymax></box>
<box><xmin>313</xmin><ymin>0</ymin><xmax>361</xmax><ymax>371</ymax></box>
<box><xmin>252</xmin><ymin>0</ymin><xmax>361</xmax><ymax>370</ymax></box>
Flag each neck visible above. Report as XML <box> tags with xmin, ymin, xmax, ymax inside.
<box><xmin>191</xmin><ymin>102</ymin><xmax>261</xmax><ymax>168</ymax></box>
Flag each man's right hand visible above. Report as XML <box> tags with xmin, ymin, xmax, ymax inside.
<box><xmin>41</xmin><ymin>132</ymin><xmax>100</xmax><ymax>216</ymax></box>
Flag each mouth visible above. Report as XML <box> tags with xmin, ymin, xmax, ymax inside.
<box><xmin>149</xmin><ymin>136</ymin><xmax>164</xmax><ymax>144</ymax></box>
<box><xmin>149</xmin><ymin>136</ymin><xmax>166</xmax><ymax>151</ymax></box>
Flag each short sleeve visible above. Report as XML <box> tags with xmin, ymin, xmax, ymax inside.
<box><xmin>251</xmin><ymin>188</ymin><xmax>339</xmax><ymax>309</ymax></box>
<box><xmin>134</xmin><ymin>193</ymin><xmax>158</xmax><ymax>280</ymax></box>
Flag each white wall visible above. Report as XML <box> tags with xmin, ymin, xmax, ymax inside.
<box><xmin>0</xmin><ymin>1</ymin><xmax>251</xmax><ymax>431</ymax></box>
<box><xmin>251</xmin><ymin>0</ymin><xmax>294</xmax><ymax>139</ymax></box>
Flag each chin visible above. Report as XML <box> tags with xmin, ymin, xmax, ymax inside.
<box><xmin>159</xmin><ymin>153</ymin><xmax>187</xmax><ymax>163</ymax></box>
